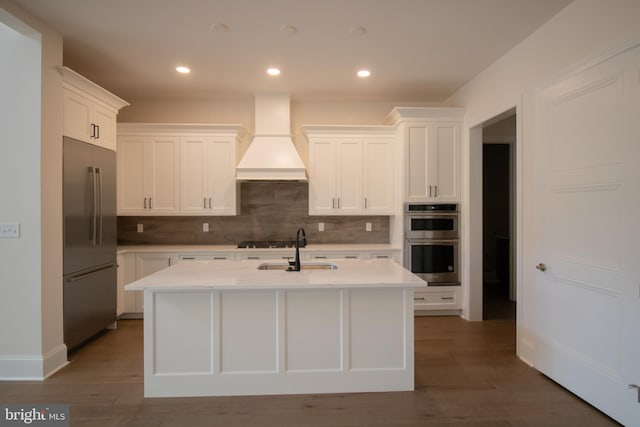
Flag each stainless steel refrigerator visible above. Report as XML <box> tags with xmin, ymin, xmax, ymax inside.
<box><xmin>63</xmin><ymin>137</ymin><xmax>117</xmax><ymax>350</ymax></box>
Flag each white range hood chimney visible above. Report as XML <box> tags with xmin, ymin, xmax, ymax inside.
<box><xmin>236</xmin><ymin>93</ymin><xmax>307</xmax><ymax>181</ymax></box>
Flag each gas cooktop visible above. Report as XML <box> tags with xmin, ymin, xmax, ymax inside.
<box><xmin>237</xmin><ymin>240</ymin><xmax>305</xmax><ymax>249</ymax></box>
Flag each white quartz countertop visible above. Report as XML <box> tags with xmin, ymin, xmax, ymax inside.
<box><xmin>125</xmin><ymin>259</ymin><xmax>426</xmax><ymax>291</ymax></box>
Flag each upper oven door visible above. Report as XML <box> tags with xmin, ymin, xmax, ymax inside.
<box><xmin>404</xmin><ymin>212</ymin><xmax>459</xmax><ymax>239</ymax></box>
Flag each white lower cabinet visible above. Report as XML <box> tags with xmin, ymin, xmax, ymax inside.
<box><xmin>121</xmin><ymin>253</ymin><xmax>173</xmax><ymax>317</ymax></box>
<box><xmin>413</xmin><ymin>287</ymin><xmax>461</xmax><ymax>312</ymax></box>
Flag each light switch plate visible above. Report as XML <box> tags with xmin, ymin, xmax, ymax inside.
<box><xmin>203</xmin><ymin>223</ymin><xmax>209</xmax><ymax>232</ymax></box>
<box><xmin>318</xmin><ymin>222</ymin><xmax>324</xmax><ymax>232</ymax></box>
<box><xmin>0</xmin><ymin>223</ymin><xmax>20</xmax><ymax>238</ymax></box>
<box><xmin>137</xmin><ymin>224</ymin><xmax>144</xmax><ymax>233</ymax></box>
<box><xmin>366</xmin><ymin>222</ymin><xmax>372</xmax><ymax>232</ymax></box>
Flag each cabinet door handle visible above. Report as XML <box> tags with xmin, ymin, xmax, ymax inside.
<box><xmin>414</xmin><ymin>297</ymin><xmax>426</xmax><ymax>301</ymax></box>
<box><xmin>95</xmin><ymin>124</ymin><xmax>100</xmax><ymax>139</ymax></box>
<box><xmin>209</xmin><ymin>198</ymin><xmax>212</xmax><ymax>209</ymax></box>
<box><xmin>315</xmin><ymin>256</ymin><xmax>327</xmax><ymax>259</ymax></box>
<box><xmin>364</xmin><ymin>198</ymin><xmax>368</xmax><ymax>209</ymax></box>
<box><xmin>182</xmin><ymin>257</ymin><xmax>195</xmax><ymax>260</ymax></box>
<box><xmin>337</xmin><ymin>198</ymin><xmax>341</xmax><ymax>208</ymax></box>
<box><xmin>332</xmin><ymin>198</ymin><xmax>335</xmax><ymax>209</ymax></box>
<box><xmin>144</xmin><ymin>197</ymin><xmax>147</xmax><ymax>209</ymax></box>
<box><xmin>441</xmin><ymin>297</ymin><xmax>454</xmax><ymax>300</ymax></box>
<box><xmin>213</xmin><ymin>257</ymin><xmax>227</xmax><ymax>260</ymax></box>
<box><xmin>429</xmin><ymin>185</ymin><xmax>432</xmax><ymax>197</ymax></box>
<box><xmin>345</xmin><ymin>255</ymin><xmax>357</xmax><ymax>259</ymax></box>
<box><xmin>434</xmin><ymin>185</ymin><xmax>438</xmax><ymax>197</ymax></box>
<box><xmin>149</xmin><ymin>198</ymin><xmax>152</xmax><ymax>209</ymax></box>
<box><xmin>247</xmin><ymin>256</ymin><xmax>260</xmax><ymax>260</ymax></box>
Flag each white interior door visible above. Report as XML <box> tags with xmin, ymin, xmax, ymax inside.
<box><xmin>534</xmin><ymin>42</ymin><xmax>640</xmax><ymax>425</ymax></box>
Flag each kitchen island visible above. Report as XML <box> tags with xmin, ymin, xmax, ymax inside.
<box><xmin>126</xmin><ymin>259</ymin><xmax>426</xmax><ymax>397</ymax></box>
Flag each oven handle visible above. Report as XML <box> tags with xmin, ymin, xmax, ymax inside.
<box><xmin>405</xmin><ymin>239</ymin><xmax>459</xmax><ymax>244</ymax></box>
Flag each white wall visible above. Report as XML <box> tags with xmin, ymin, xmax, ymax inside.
<box><xmin>446</xmin><ymin>0</ymin><xmax>640</xmax><ymax>363</ymax></box>
<box><xmin>0</xmin><ymin>1</ymin><xmax>65</xmax><ymax>379</ymax></box>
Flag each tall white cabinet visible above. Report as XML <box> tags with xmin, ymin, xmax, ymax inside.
<box><xmin>304</xmin><ymin>126</ymin><xmax>395</xmax><ymax>216</ymax></box>
<box><xmin>117</xmin><ymin>124</ymin><xmax>244</xmax><ymax>216</ymax></box>
<box><xmin>60</xmin><ymin>66</ymin><xmax>129</xmax><ymax>150</ymax></box>
<box><xmin>385</xmin><ymin>108</ymin><xmax>464</xmax><ymax>202</ymax></box>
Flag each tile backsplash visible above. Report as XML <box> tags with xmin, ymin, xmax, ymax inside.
<box><xmin>117</xmin><ymin>182</ymin><xmax>390</xmax><ymax>245</ymax></box>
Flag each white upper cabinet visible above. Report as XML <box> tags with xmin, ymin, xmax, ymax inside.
<box><xmin>117</xmin><ymin>124</ymin><xmax>243</xmax><ymax>216</ymax></box>
<box><xmin>386</xmin><ymin>108</ymin><xmax>463</xmax><ymax>202</ymax></box>
<box><xmin>117</xmin><ymin>135</ymin><xmax>180</xmax><ymax>215</ymax></box>
<box><xmin>180</xmin><ymin>136</ymin><xmax>239</xmax><ymax>215</ymax></box>
<box><xmin>60</xmin><ymin>67</ymin><xmax>129</xmax><ymax>150</ymax></box>
<box><xmin>305</xmin><ymin>126</ymin><xmax>395</xmax><ymax>215</ymax></box>
<box><xmin>363</xmin><ymin>138</ymin><xmax>395</xmax><ymax>214</ymax></box>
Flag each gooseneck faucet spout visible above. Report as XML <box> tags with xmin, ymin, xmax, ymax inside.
<box><xmin>292</xmin><ymin>227</ymin><xmax>307</xmax><ymax>272</ymax></box>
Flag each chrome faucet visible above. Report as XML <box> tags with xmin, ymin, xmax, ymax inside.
<box><xmin>288</xmin><ymin>227</ymin><xmax>307</xmax><ymax>272</ymax></box>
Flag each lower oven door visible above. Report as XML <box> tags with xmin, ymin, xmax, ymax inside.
<box><xmin>404</xmin><ymin>239</ymin><xmax>459</xmax><ymax>285</ymax></box>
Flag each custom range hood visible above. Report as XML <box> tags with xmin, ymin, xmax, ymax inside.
<box><xmin>236</xmin><ymin>93</ymin><xmax>307</xmax><ymax>181</ymax></box>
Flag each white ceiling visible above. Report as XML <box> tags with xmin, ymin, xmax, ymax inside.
<box><xmin>13</xmin><ymin>0</ymin><xmax>572</xmax><ymax>102</ymax></box>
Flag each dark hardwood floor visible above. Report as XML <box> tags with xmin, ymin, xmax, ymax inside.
<box><xmin>0</xmin><ymin>317</ymin><xmax>618</xmax><ymax>426</ymax></box>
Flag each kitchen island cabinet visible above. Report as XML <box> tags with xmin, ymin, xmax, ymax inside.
<box><xmin>126</xmin><ymin>259</ymin><xmax>425</xmax><ymax>397</ymax></box>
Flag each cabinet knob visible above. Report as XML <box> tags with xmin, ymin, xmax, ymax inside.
<box><xmin>535</xmin><ymin>263</ymin><xmax>547</xmax><ymax>272</ymax></box>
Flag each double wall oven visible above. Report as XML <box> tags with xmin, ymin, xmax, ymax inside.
<box><xmin>404</xmin><ymin>203</ymin><xmax>459</xmax><ymax>286</ymax></box>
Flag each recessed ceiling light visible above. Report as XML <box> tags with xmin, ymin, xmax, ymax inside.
<box><xmin>176</xmin><ymin>66</ymin><xmax>191</xmax><ymax>74</ymax></box>
<box><xmin>280</xmin><ymin>24</ymin><xmax>298</xmax><ymax>35</ymax></box>
<box><xmin>350</xmin><ymin>26</ymin><xmax>367</xmax><ymax>37</ymax></box>
<box><xmin>267</xmin><ymin>68</ymin><xmax>281</xmax><ymax>76</ymax></box>
<box><xmin>357</xmin><ymin>70</ymin><xmax>371</xmax><ymax>78</ymax></box>
<box><xmin>211</xmin><ymin>23</ymin><xmax>230</xmax><ymax>33</ymax></box>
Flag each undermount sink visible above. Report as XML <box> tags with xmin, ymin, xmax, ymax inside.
<box><xmin>257</xmin><ymin>263</ymin><xmax>338</xmax><ymax>271</ymax></box>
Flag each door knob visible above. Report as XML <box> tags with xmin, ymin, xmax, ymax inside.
<box><xmin>536</xmin><ymin>263</ymin><xmax>547</xmax><ymax>272</ymax></box>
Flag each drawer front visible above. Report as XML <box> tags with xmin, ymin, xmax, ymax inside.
<box><xmin>309</xmin><ymin>252</ymin><xmax>362</xmax><ymax>260</ymax></box>
<box><xmin>413</xmin><ymin>289</ymin><xmax>459</xmax><ymax>309</ymax></box>
<box><xmin>174</xmin><ymin>253</ymin><xmax>236</xmax><ymax>262</ymax></box>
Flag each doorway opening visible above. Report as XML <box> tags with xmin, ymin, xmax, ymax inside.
<box><xmin>482</xmin><ymin>114</ymin><xmax>516</xmax><ymax>320</ymax></box>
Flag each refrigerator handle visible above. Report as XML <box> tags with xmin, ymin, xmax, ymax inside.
<box><xmin>96</xmin><ymin>167</ymin><xmax>103</xmax><ymax>245</ymax></box>
<box><xmin>89</xmin><ymin>166</ymin><xmax>97</xmax><ymax>246</ymax></box>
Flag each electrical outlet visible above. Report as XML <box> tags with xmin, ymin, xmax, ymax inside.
<box><xmin>0</xmin><ymin>223</ymin><xmax>20</xmax><ymax>238</ymax></box>
<box><xmin>203</xmin><ymin>223</ymin><xmax>209</xmax><ymax>232</ymax></box>
<box><xmin>318</xmin><ymin>222</ymin><xmax>324</xmax><ymax>232</ymax></box>
<box><xmin>137</xmin><ymin>224</ymin><xmax>144</xmax><ymax>233</ymax></box>
<box><xmin>366</xmin><ymin>222</ymin><xmax>372</xmax><ymax>232</ymax></box>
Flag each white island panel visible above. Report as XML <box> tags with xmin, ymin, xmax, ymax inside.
<box><xmin>350</xmin><ymin>289</ymin><xmax>406</xmax><ymax>370</ymax></box>
<box><xmin>153</xmin><ymin>291</ymin><xmax>212</xmax><ymax>375</ymax></box>
<box><xmin>285</xmin><ymin>289</ymin><xmax>342</xmax><ymax>372</ymax></box>
<box><xmin>220</xmin><ymin>291</ymin><xmax>278</xmax><ymax>373</ymax></box>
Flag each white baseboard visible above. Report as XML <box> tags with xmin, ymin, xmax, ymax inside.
<box><xmin>0</xmin><ymin>344</ymin><xmax>68</xmax><ymax>380</ymax></box>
